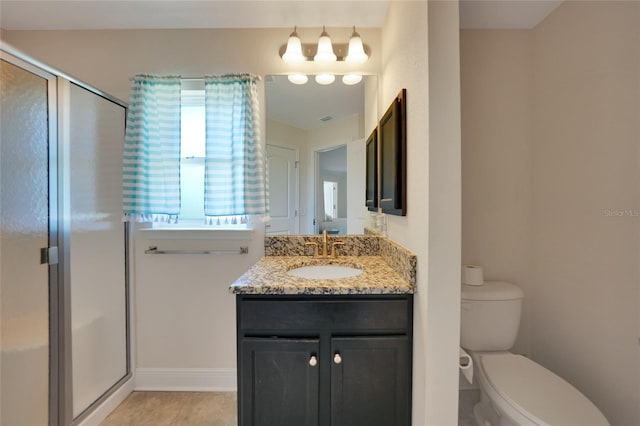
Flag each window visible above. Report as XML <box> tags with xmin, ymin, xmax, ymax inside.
<box><xmin>179</xmin><ymin>89</ymin><xmax>206</xmax><ymax>220</ymax></box>
<box><xmin>152</xmin><ymin>87</ymin><xmax>245</xmax><ymax>229</ymax></box>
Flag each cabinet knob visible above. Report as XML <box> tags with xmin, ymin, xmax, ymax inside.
<box><xmin>333</xmin><ymin>353</ymin><xmax>342</xmax><ymax>364</ymax></box>
<box><xmin>309</xmin><ymin>355</ymin><xmax>318</xmax><ymax>367</ymax></box>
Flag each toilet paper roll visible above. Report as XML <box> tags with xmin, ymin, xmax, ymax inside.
<box><xmin>459</xmin><ymin>347</ymin><xmax>474</xmax><ymax>384</ymax></box>
<box><xmin>462</xmin><ymin>265</ymin><xmax>484</xmax><ymax>286</ymax></box>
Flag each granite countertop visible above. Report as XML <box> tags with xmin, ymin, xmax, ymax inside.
<box><xmin>229</xmin><ymin>255</ymin><xmax>415</xmax><ymax>295</ymax></box>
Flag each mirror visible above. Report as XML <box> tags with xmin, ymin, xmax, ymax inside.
<box><xmin>265</xmin><ymin>75</ymin><xmax>377</xmax><ymax>235</ymax></box>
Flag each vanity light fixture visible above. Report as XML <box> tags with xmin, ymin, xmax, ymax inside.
<box><xmin>287</xmin><ymin>73</ymin><xmax>309</xmax><ymax>85</ymax></box>
<box><xmin>342</xmin><ymin>73</ymin><xmax>363</xmax><ymax>85</ymax></box>
<box><xmin>345</xmin><ymin>26</ymin><xmax>369</xmax><ymax>64</ymax></box>
<box><xmin>315</xmin><ymin>73</ymin><xmax>336</xmax><ymax>85</ymax></box>
<box><xmin>282</xmin><ymin>27</ymin><xmax>305</xmax><ymax>65</ymax></box>
<box><xmin>280</xmin><ymin>26</ymin><xmax>369</xmax><ymax>64</ymax></box>
<box><xmin>314</xmin><ymin>26</ymin><xmax>337</xmax><ymax>63</ymax></box>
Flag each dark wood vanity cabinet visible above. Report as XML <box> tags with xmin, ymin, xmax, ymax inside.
<box><xmin>240</xmin><ymin>338</ymin><xmax>320</xmax><ymax>426</ymax></box>
<box><xmin>236</xmin><ymin>295</ymin><xmax>413</xmax><ymax>426</ymax></box>
<box><xmin>330</xmin><ymin>336</ymin><xmax>410</xmax><ymax>426</ymax></box>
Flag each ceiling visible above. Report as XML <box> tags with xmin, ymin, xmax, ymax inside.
<box><xmin>459</xmin><ymin>0</ymin><xmax>562</xmax><ymax>29</ymax></box>
<box><xmin>0</xmin><ymin>1</ymin><xmax>563</xmax><ymax>31</ymax></box>
<box><xmin>0</xmin><ymin>1</ymin><xmax>389</xmax><ymax>30</ymax></box>
<box><xmin>266</xmin><ymin>75</ymin><xmax>366</xmax><ymax>130</ymax></box>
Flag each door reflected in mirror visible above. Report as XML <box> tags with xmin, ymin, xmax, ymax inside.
<box><xmin>323</xmin><ymin>181</ymin><xmax>338</xmax><ymax>221</ymax></box>
<box><xmin>318</xmin><ymin>146</ymin><xmax>345</xmax><ymax>234</ymax></box>
<box><xmin>265</xmin><ymin>74</ymin><xmax>377</xmax><ymax>235</ymax></box>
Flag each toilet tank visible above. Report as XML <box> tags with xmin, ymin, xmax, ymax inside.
<box><xmin>460</xmin><ymin>281</ymin><xmax>524</xmax><ymax>351</ymax></box>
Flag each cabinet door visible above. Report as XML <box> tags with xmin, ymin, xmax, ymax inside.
<box><xmin>331</xmin><ymin>336</ymin><xmax>411</xmax><ymax>426</ymax></box>
<box><xmin>240</xmin><ymin>338</ymin><xmax>320</xmax><ymax>426</ymax></box>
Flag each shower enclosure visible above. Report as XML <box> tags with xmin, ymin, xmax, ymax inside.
<box><xmin>1</xmin><ymin>47</ymin><xmax>130</xmax><ymax>425</ymax></box>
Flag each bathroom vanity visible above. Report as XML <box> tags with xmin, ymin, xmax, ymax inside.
<box><xmin>236</xmin><ymin>294</ymin><xmax>412</xmax><ymax>426</ymax></box>
<box><xmin>230</xmin><ymin>235</ymin><xmax>417</xmax><ymax>426</ymax></box>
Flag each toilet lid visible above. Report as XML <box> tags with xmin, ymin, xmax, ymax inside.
<box><xmin>480</xmin><ymin>353</ymin><xmax>609</xmax><ymax>426</ymax></box>
<box><xmin>461</xmin><ymin>281</ymin><xmax>524</xmax><ymax>301</ymax></box>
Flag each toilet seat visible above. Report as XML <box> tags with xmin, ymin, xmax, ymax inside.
<box><xmin>477</xmin><ymin>353</ymin><xmax>609</xmax><ymax>426</ymax></box>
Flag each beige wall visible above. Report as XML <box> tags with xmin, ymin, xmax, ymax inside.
<box><xmin>531</xmin><ymin>3</ymin><xmax>639</xmax><ymax>425</ymax></box>
<box><xmin>461</xmin><ymin>2</ymin><xmax>640</xmax><ymax>424</ymax></box>
<box><xmin>1</xmin><ymin>28</ymin><xmax>380</xmax><ymax>103</ymax></box>
<box><xmin>460</xmin><ymin>30</ymin><xmax>533</xmax><ymax>355</ymax></box>
<box><xmin>382</xmin><ymin>1</ymin><xmax>461</xmax><ymax>425</ymax></box>
<box><xmin>425</xmin><ymin>1</ymin><xmax>462</xmax><ymax>423</ymax></box>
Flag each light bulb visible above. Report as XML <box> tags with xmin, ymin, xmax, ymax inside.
<box><xmin>315</xmin><ymin>74</ymin><xmax>336</xmax><ymax>85</ymax></box>
<box><xmin>342</xmin><ymin>73</ymin><xmax>362</xmax><ymax>85</ymax></box>
<box><xmin>345</xmin><ymin>26</ymin><xmax>368</xmax><ymax>64</ymax></box>
<box><xmin>314</xmin><ymin>26</ymin><xmax>336</xmax><ymax>63</ymax></box>
<box><xmin>282</xmin><ymin>27</ymin><xmax>305</xmax><ymax>64</ymax></box>
<box><xmin>288</xmin><ymin>74</ymin><xmax>309</xmax><ymax>85</ymax></box>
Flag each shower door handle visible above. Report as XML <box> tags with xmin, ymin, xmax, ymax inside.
<box><xmin>40</xmin><ymin>247</ymin><xmax>59</xmax><ymax>265</ymax></box>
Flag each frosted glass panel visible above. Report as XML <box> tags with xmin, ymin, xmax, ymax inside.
<box><xmin>0</xmin><ymin>59</ymin><xmax>50</xmax><ymax>426</ymax></box>
<box><xmin>68</xmin><ymin>84</ymin><xmax>127</xmax><ymax>417</ymax></box>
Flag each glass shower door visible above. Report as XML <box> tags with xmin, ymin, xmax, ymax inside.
<box><xmin>1</xmin><ymin>57</ymin><xmax>56</xmax><ymax>426</ymax></box>
<box><xmin>67</xmin><ymin>83</ymin><xmax>128</xmax><ymax>419</ymax></box>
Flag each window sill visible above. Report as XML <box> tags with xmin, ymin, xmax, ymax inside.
<box><xmin>138</xmin><ymin>227</ymin><xmax>255</xmax><ymax>241</ymax></box>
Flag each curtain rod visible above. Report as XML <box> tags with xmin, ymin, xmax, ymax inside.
<box><xmin>181</xmin><ymin>75</ymin><xmax>263</xmax><ymax>81</ymax></box>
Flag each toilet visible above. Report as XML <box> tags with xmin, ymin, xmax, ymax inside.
<box><xmin>461</xmin><ymin>281</ymin><xmax>610</xmax><ymax>426</ymax></box>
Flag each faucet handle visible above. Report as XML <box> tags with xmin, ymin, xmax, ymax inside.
<box><xmin>331</xmin><ymin>241</ymin><xmax>345</xmax><ymax>258</ymax></box>
<box><xmin>305</xmin><ymin>241</ymin><xmax>319</xmax><ymax>257</ymax></box>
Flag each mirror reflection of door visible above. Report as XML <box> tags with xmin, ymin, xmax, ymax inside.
<box><xmin>316</xmin><ymin>146</ymin><xmax>347</xmax><ymax>234</ymax></box>
<box><xmin>266</xmin><ymin>144</ymin><xmax>299</xmax><ymax>234</ymax></box>
<box><xmin>323</xmin><ymin>181</ymin><xmax>338</xmax><ymax>220</ymax></box>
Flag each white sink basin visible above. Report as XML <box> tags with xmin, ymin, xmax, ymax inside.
<box><xmin>287</xmin><ymin>265</ymin><xmax>363</xmax><ymax>279</ymax></box>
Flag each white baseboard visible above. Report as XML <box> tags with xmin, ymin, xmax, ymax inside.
<box><xmin>135</xmin><ymin>368</ymin><xmax>237</xmax><ymax>392</ymax></box>
<box><xmin>77</xmin><ymin>377</ymin><xmax>135</xmax><ymax>426</ymax></box>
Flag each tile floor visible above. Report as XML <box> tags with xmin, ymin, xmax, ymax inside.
<box><xmin>458</xmin><ymin>389</ymin><xmax>480</xmax><ymax>426</ymax></box>
<box><xmin>101</xmin><ymin>391</ymin><xmax>237</xmax><ymax>426</ymax></box>
<box><xmin>103</xmin><ymin>390</ymin><xmax>477</xmax><ymax>425</ymax></box>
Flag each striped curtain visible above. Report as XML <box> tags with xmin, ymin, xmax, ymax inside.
<box><xmin>204</xmin><ymin>74</ymin><xmax>267</xmax><ymax>218</ymax></box>
<box><xmin>122</xmin><ymin>75</ymin><xmax>181</xmax><ymax>222</ymax></box>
